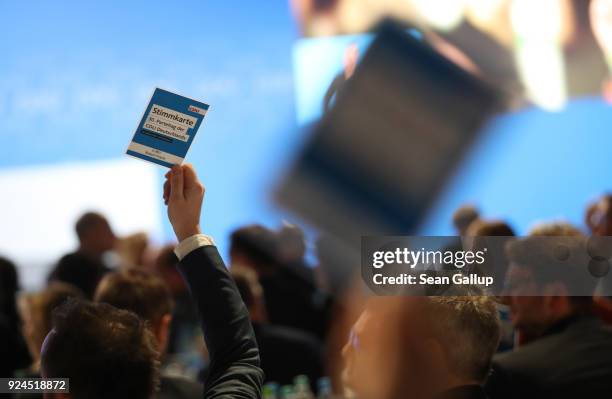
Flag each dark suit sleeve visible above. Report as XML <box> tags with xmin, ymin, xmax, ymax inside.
<box><xmin>177</xmin><ymin>245</ymin><xmax>264</xmax><ymax>399</ymax></box>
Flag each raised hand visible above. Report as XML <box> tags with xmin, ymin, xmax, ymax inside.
<box><xmin>163</xmin><ymin>164</ymin><xmax>205</xmax><ymax>242</ymax></box>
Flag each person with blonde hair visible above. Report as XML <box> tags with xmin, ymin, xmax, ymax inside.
<box><xmin>18</xmin><ymin>282</ymin><xmax>83</xmax><ymax>377</ymax></box>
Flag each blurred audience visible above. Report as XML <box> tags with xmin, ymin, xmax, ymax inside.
<box><xmin>276</xmin><ymin>223</ymin><xmax>318</xmax><ymax>285</ymax></box>
<box><xmin>48</xmin><ymin>212</ymin><xmax>116</xmax><ymax>298</ymax></box>
<box><xmin>0</xmin><ymin>256</ymin><xmax>31</xmax><ymax>377</ymax></box>
<box><xmin>7</xmin><ymin>162</ymin><xmax>612</xmax><ymax>399</ymax></box>
<box><xmin>95</xmin><ymin>268</ymin><xmax>203</xmax><ymax>399</ymax></box>
<box><xmin>486</xmin><ymin>225</ymin><xmax>612</xmax><ymax>399</ymax></box>
<box><xmin>231</xmin><ymin>266</ymin><xmax>324</xmax><ymax>388</ymax></box>
<box><xmin>465</xmin><ymin>219</ymin><xmax>516</xmax><ymax>352</ymax></box>
<box><xmin>230</xmin><ymin>224</ymin><xmax>330</xmax><ymax>339</ymax></box>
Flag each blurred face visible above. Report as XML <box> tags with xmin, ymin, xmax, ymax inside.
<box><xmin>84</xmin><ymin>219</ymin><xmax>116</xmax><ymax>253</ymax></box>
<box><xmin>593</xmin><ymin>199</ymin><xmax>612</xmax><ymax>236</ymax></box>
<box><xmin>503</xmin><ymin>264</ymin><xmax>551</xmax><ymax>334</ymax></box>
<box><xmin>342</xmin><ymin>298</ymin><xmax>431</xmax><ymax>399</ymax></box>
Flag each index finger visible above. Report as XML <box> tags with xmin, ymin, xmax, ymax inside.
<box><xmin>182</xmin><ymin>164</ymin><xmax>200</xmax><ymax>189</ymax></box>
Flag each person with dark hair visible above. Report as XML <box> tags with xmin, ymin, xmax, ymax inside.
<box><xmin>41</xmin><ymin>299</ymin><xmax>160</xmax><ymax>399</ymax></box>
<box><xmin>452</xmin><ymin>204</ymin><xmax>480</xmax><ymax>236</ymax></box>
<box><xmin>0</xmin><ymin>256</ymin><xmax>20</xmax><ymax>324</ymax></box>
<box><xmin>485</xmin><ymin>224</ymin><xmax>612</xmax><ymax>399</ymax></box>
<box><xmin>230</xmin><ymin>224</ymin><xmax>329</xmax><ymax>339</ymax></box>
<box><xmin>0</xmin><ymin>256</ymin><xmax>31</xmax><ymax>377</ymax></box>
<box><xmin>230</xmin><ymin>266</ymin><xmax>324</xmax><ymax>389</ymax></box>
<box><xmin>230</xmin><ymin>225</ymin><xmax>279</xmax><ymax>274</ymax></box>
<box><xmin>154</xmin><ymin>245</ymin><xmax>200</xmax><ymax>357</ymax></box>
<box><xmin>276</xmin><ymin>224</ymin><xmax>308</xmax><ymax>268</ymax></box>
<box><xmin>466</xmin><ymin>220</ymin><xmax>515</xmax><ymax>237</ymax></box>
<box><xmin>48</xmin><ymin>212</ymin><xmax>116</xmax><ymax>298</ymax></box>
<box><xmin>586</xmin><ymin>194</ymin><xmax>612</xmax><ymax>236</ymax></box>
<box><xmin>95</xmin><ymin>268</ymin><xmax>203</xmax><ymax>399</ymax></box>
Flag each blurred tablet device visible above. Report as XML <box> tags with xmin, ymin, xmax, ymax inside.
<box><xmin>276</xmin><ymin>21</ymin><xmax>505</xmax><ymax>241</ymax></box>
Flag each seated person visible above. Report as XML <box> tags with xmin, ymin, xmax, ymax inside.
<box><xmin>17</xmin><ymin>282</ymin><xmax>83</xmax><ymax>381</ymax></box>
<box><xmin>586</xmin><ymin>194</ymin><xmax>612</xmax><ymax>236</ymax></box>
<box><xmin>153</xmin><ymin>245</ymin><xmax>200</xmax><ymax>357</ymax></box>
<box><xmin>41</xmin><ymin>164</ymin><xmax>263</xmax><ymax>399</ymax></box>
<box><xmin>95</xmin><ymin>268</ymin><xmax>203</xmax><ymax>399</ymax></box>
<box><xmin>230</xmin><ymin>225</ymin><xmax>329</xmax><ymax>339</ymax></box>
<box><xmin>486</xmin><ymin>230</ymin><xmax>612</xmax><ymax>399</ymax></box>
<box><xmin>231</xmin><ymin>266</ymin><xmax>324</xmax><ymax>388</ymax></box>
<box><xmin>0</xmin><ymin>256</ymin><xmax>31</xmax><ymax>378</ymax></box>
<box><xmin>48</xmin><ymin>212</ymin><xmax>116</xmax><ymax>298</ymax></box>
<box><xmin>342</xmin><ymin>287</ymin><xmax>500</xmax><ymax>399</ymax></box>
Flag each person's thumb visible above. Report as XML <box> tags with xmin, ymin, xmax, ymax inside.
<box><xmin>169</xmin><ymin>165</ymin><xmax>184</xmax><ymax>201</ymax></box>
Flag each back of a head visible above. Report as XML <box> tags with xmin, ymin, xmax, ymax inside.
<box><xmin>94</xmin><ymin>268</ymin><xmax>174</xmax><ymax>326</ymax></box>
<box><xmin>41</xmin><ymin>298</ymin><xmax>159</xmax><ymax>399</ymax></box>
<box><xmin>452</xmin><ymin>205</ymin><xmax>480</xmax><ymax>235</ymax></box>
<box><xmin>75</xmin><ymin>212</ymin><xmax>107</xmax><ymax>240</ymax></box>
<box><xmin>277</xmin><ymin>224</ymin><xmax>307</xmax><ymax>265</ymax></box>
<box><xmin>508</xmin><ymin>223</ymin><xmax>594</xmax><ymax>303</ymax></box>
<box><xmin>529</xmin><ymin>221</ymin><xmax>584</xmax><ymax>237</ymax></box>
<box><xmin>230</xmin><ymin>224</ymin><xmax>279</xmax><ymax>270</ymax></box>
<box><xmin>20</xmin><ymin>282</ymin><xmax>84</xmax><ymax>359</ymax></box>
<box><xmin>425</xmin><ymin>289</ymin><xmax>500</xmax><ymax>383</ymax></box>
<box><xmin>155</xmin><ymin>245</ymin><xmax>179</xmax><ymax>272</ymax></box>
<box><xmin>468</xmin><ymin>220</ymin><xmax>515</xmax><ymax>237</ymax></box>
<box><xmin>154</xmin><ymin>245</ymin><xmax>186</xmax><ymax>295</ymax></box>
<box><xmin>50</xmin><ymin>253</ymin><xmax>107</xmax><ymax>299</ymax></box>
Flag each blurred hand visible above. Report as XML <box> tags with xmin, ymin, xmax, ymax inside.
<box><xmin>163</xmin><ymin>164</ymin><xmax>205</xmax><ymax>242</ymax></box>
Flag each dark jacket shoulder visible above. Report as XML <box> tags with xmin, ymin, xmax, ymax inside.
<box><xmin>487</xmin><ymin>316</ymin><xmax>612</xmax><ymax>399</ymax></box>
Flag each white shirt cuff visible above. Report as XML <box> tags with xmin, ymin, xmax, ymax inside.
<box><xmin>174</xmin><ymin>233</ymin><xmax>215</xmax><ymax>260</ymax></box>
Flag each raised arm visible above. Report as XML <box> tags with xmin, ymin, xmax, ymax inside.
<box><xmin>164</xmin><ymin>165</ymin><xmax>264</xmax><ymax>399</ymax></box>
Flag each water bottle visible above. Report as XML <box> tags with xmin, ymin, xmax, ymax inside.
<box><xmin>317</xmin><ymin>377</ymin><xmax>332</xmax><ymax>399</ymax></box>
<box><xmin>263</xmin><ymin>382</ymin><xmax>280</xmax><ymax>399</ymax></box>
<box><xmin>280</xmin><ymin>384</ymin><xmax>295</xmax><ymax>399</ymax></box>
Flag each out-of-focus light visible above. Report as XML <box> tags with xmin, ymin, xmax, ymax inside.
<box><xmin>591</xmin><ymin>0</ymin><xmax>612</xmax><ymax>70</ymax></box>
<box><xmin>511</xmin><ymin>0</ymin><xmax>565</xmax><ymax>39</ymax></box>
<box><xmin>411</xmin><ymin>0</ymin><xmax>466</xmax><ymax>31</ymax></box>
<box><xmin>511</xmin><ymin>0</ymin><xmax>567</xmax><ymax>111</ymax></box>
<box><xmin>604</xmin><ymin>80</ymin><xmax>612</xmax><ymax>104</ymax></box>
<box><xmin>465</xmin><ymin>0</ymin><xmax>515</xmax><ymax>47</ymax></box>
<box><xmin>466</xmin><ymin>0</ymin><xmax>506</xmax><ymax>25</ymax></box>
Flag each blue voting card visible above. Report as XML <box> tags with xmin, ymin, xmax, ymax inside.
<box><xmin>126</xmin><ymin>88</ymin><xmax>210</xmax><ymax>168</ymax></box>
